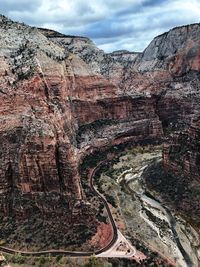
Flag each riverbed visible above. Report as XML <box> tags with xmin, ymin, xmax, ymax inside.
<box><xmin>97</xmin><ymin>146</ymin><xmax>200</xmax><ymax>267</ymax></box>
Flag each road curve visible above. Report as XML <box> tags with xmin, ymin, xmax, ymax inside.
<box><xmin>0</xmin><ymin>161</ymin><xmax>118</xmax><ymax>257</ymax></box>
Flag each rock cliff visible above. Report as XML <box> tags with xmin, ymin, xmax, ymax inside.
<box><xmin>144</xmin><ymin>117</ymin><xmax>200</xmax><ymax>228</ymax></box>
<box><xmin>161</xmin><ymin>117</ymin><xmax>200</xmax><ymax>225</ymax></box>
<box><xmin>0</xmin><ymin>14</ymin><xmax>200</xmax><ymax>249</ymax></box>
<box><xmin>163</xmin><ymin>117</ymin><xmax>200</xmax><ymax>180</ymax></box>
<box><xmin>43</xmin><ymin>23</ymin><xmax>200</xmax><ymax>130</ymax></box>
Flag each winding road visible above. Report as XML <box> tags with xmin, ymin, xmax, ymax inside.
<box><xmin>0</xmin><ymin>161</ymin><xmax>119</xmax><ymax>258</ymax></box>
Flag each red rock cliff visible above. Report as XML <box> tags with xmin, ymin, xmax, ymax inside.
<box><xmin>0</xmin><ymin>15</ymin><xmax>200</xmax><ymax>248</ymax></box>
<box><xmin>163</xmin><ymin>117</ymin><xmax>200</xmax><ymax>180</ymax></box>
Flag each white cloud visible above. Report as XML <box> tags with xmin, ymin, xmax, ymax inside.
<box><xmin>1</xmin><ymin>0</ymin><xmax>200</xmax><ymax>52</ymax></box>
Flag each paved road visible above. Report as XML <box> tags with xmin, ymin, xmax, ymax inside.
<box><xmin>0</xmin><ymin>161</ymin><xmax>118</xmax><ymax>257</ymax></box>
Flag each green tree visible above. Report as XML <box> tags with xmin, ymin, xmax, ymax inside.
<box><xmin>84</xmin><ymin>255</ymin><xmax>104</xmax><ymax>267</ymax></box>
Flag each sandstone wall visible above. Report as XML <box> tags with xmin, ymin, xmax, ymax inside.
<box><xmin>0</xmin><ymin>15</ymin><xmax>200</xmax><ymax>219</ymax></box>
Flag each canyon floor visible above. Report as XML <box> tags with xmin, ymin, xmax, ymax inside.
<box><xmin>2</xmin><ymin>145</ymin><xmax>200</xmax><ymax>267</ymax></box>
<box><xmin>93</xmin><ymin>145</ymin><xmax>200</xmax><ymax>267</ymax></box>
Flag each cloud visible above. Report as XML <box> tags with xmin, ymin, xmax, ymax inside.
<box><xmin>0</xmin><ymin>0</ymin><xmax>42</xmax><ymax>12</ymax></box>
<box><xmin>1</xmin><ymin>0</ymin><xmax>199</xmax><ymax>52</ymax></box>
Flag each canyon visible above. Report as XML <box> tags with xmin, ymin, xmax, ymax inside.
<box><xmin>0</xmin><ymin>14</ymin><xmax>200</xmax><ymax>265</ymax></box>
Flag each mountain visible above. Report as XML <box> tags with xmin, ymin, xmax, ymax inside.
<box><xmin>0</xmin><ymin>14</ymin><xmax>199</xmax><ymax>252</ymax></box>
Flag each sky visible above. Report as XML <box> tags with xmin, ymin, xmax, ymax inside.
<box><xmin>1</xmin><ymin>0</ymin><xmax>200</xmax><ymax>52</ymax></box>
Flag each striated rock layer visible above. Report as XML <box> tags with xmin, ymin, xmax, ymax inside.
<box><xmin>144</xmin><ymin>117</ymin><xmax>200</xmax><ymax>227</ymax></box>
<box><xmin>163</xmin><ymin>117</ymin><xmax>200</xmax><ymax>180</ymax></box>
<box><xmin>0</xmin><ymin>14</ymin><xmax>200</xmax><ymax>248</ymax></box>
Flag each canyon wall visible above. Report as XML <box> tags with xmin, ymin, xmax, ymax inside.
<box><xmin>163</xmin><ymin>117</ymin><xmax>200</xmax><ymax>180</ymax></box>
<box><xmin>42</xmin><ymin>23</ymin><xmax>200</xmax><ymax>130</ymax></box>
<box><xmin>0</xmin><ymin>15</ymin><xmax>200</xmax><ymax>247</ymax></box>
<box><xmin>42</xmin><ymin>24</ymin><xmax>200</xmax><ymax>182</ymax></box>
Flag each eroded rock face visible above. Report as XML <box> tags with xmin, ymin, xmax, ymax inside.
<box><xmin>163</xmin><ymin>117</ymin><xmax>200</xmax><ymax>180</ymax></box>
<box><xmin>44</xmin><ymin>23</ymin><xmax>200</xmax><ymax>130</ymax></box>
<box><xmin>0</xmin><ymin>14</ymin><xmax>200</xmax><ymax>248</ymax></box>
<box><xmin>145</xmin><ymin>118</ymin><xmax>200</xmax><ymax>226</ymax></box>
<box><xmin>0</xmin><ymin>16</ymin><xmax>80</xmax><ymax>200</ymax></box>
<box><xmin>74</xmin><ymin>96</ymin><xmax>162</xmax><ymax>149</ymax></box>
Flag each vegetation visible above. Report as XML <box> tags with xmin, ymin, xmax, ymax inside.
<box><xmin>0</xmin><ymin>189</ymin><xmax>97</xmax><ymax>251</ymax></box>
<box><xmin>11</xmin><ymin>41</ymin><xmax>36</xmax><ymax>82</ymax></box>
<box><xmin>84</xmin><ymin>255</ymin><xmax>104</xmax><ymax>267</ymax></box>
<box><xmin>55</xmin><ymin>254</ymin><xmax>63</xmax><ymax>262</ymax></box>
<box><xmin>96</xmin><ymin>203</ymin><xmax>107</xmax><ymax>223</ymax></box>
<box><xmin>76</xmin><ymin>119</ymin><xmax>118</xmax><ymax>145</ymax></box>
<box><xmin>37</xmin><ymin>255</ymin><xmax>46</xmax><ymax>266</ymax></box>
<box><xmin>5</xmin><ymin>253</ymin><xmax>26</xmax><ymax>264</ymax></box>
<box><xmin>0</xmin><ymin>239</ymin><xmax>6</xmax><ymax>245</ymax></box>
<box><xmin>143</xmin><ymin>160</ymin><xmax>200</xmax><ymax>228</ymax></box>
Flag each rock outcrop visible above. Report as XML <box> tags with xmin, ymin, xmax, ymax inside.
<box><xmin>0</xmin><ymin>14</ymin><xmax>200</xmax><ymax>249</ymax></box>
<box><xmin>43</xmin><ymin>23</ymin><xmax>200</xmax><ymax>130</ymax></box>
<box><xmin>145</xmin><ymin>117</ymin><xmax>200</xmax><ymax>226</ymax></box>
<box><xmin>163</xmin><ymin>117</ymin><xmax>200</xmax><ymax>180</ymax></box>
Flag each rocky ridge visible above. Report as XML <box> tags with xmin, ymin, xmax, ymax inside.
<box><xmin>0</xmin><ymin>14</ymin><xmax>200</xmax><ymax>250</ymax></box>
